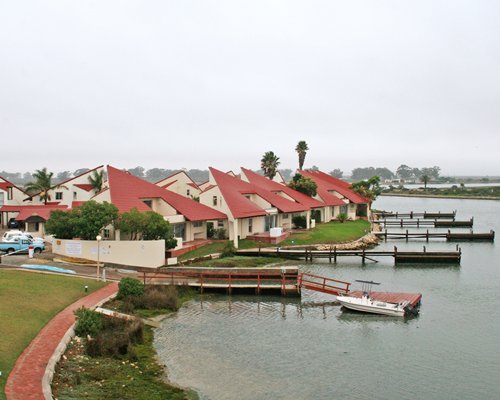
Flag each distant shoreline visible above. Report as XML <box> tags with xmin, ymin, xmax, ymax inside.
<box><xmin>380</xmin><ymin>193</ymin><xmax>500</xmax><ymax>201</ymax></box>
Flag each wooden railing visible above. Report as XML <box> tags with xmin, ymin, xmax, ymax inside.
<box><xmin>298</xmin><ymin>272</ymin><xmax>351</xmax><ymax>295</ymax></box>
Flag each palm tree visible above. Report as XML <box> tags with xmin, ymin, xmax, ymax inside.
<box><xmin>24</xmin><ymin>168</ymin><xmax>55</xmax><ymax>204</ymax></box>
<box><xmin>420</xmin><ymin>174</ymin><xmax>430</xmax><ymax>190</ymax></box>
<box><xmin>260</xmin><ymin>151</ymin><xmax>280</xmax><ymax>180</ymax></box>
<box><xmin>295</xmin><ymin>140</ymin><xmax>309</xmax><ymax>170</ymax></box>
<box><xmin>88</xmin><ymin>169</ymin><xmax>104</xmax><ymax>193</ymax></box>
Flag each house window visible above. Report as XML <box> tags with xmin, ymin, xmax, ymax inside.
<box><xmin>55</xmin><ymin>192</ymin><xmax>63</xmax><ymax>200</ymax></box>
<box><xmin>217</xmin><ymin>220</ymin><xmax>224</xmax><ymax>228</ymax></box>
<box><xmin>103</xmin><ymin>229</ymin><xmax>110</xmax><ymax>239</ymax></box>
<box><xmin>282</xmin><ymin>214</ymin><xmax>289</xmax><ymax>219</ymax></box>
<box><xmin>143</xmin><ymin>200</ymin><xmax>153</xmax><ymax>208</ymax></box>
<box><xmin>193</xmin><ymin>221</ymin><xmax>203</xmax><ymax>228</ymax></box>
<box><xmin>7</xmin><ymin>187</ymin><xmax>13</xmax><ymax>200</ymax></box>
<box><xmin>73</xmin><ymin>192</ymin><xmax>77</xmax><ymax>200</ymax></box>
<box><xmin>213</xmin><ymin>196</ymin><xmax>218</xmax><ymax>206</ymax></box>
<box><xmin>248</xmin><ymin>218</ymin><xmax>253</xmax><ymax>233</ymax></box>
<box><xmin>0</xmin><ymin>192</ymin><xmax>4</xmax><ymax>207</ymax></box>
<box><xmin>340</xmin><ymin>205</ymin><xmax>348</xmax><ymax>214</ymax></box>
<box><xmin>187</xmin><ymin>189</ymin><xmax>191</xmax><ymax>196</ymax></box>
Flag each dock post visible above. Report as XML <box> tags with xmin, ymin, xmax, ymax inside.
<box><xmin>200</xmin><ymin>274</ymin><xmax>204</xmax><ymax>294</ymax></box>
<box><xmin>228</xmin><ymin>273</ymin><xmax>232</xmax><ymax>295</ymax></box>
<box><xmin>410</xmin><ymin>211</ymin><xmax>413</xmax><ymax>219</ymax></box>
<box><xmin>417</xmin><ymin>219</ymin><xmax>420</xmax><ymax>228</ymax></box>
<box><xmin>394</xmin><ymin>246</ymin><xmax>398</xmax><ymax>263</ymax></box>
<box><xmin>426</xmin><ymin>230</ymin><xmax>430</xmax><ymax>242</ymax></box>
<box><xmin>258</xmin><ymin>245</ymin><xmax>261</xmax><ymax>257</ymax></box>
<box><xmin>329</xmin><ymin>247</ymin><xmax>332</xmax><ymax>263</ymax></box>
<box><xmin>406</xmin><ymin>230</ymin><xmax>409</xmax><ymax>242</ymax></box>
<box><xmin>362</xmin><ymin>249</ymin><xmax>366</xmax><ymax>264</ymax></box>
<box><xmin>423</xmin><ymin>245</ymin><xmax>426</xmax><ymax>253</ymax></box>
<box><xmin>385</xmin><ymin>229</ymin><xmax>388</xmax><ymax>241</ymax></box>
<box><xmin>334</xmin><ymin>246</ymin><xmax>337</xmax><ymax>263</ymax></box>
<box><xmin>400</xmin><ymin>218</ymin><xmax>403</xmax><ymax>228</ymax></box>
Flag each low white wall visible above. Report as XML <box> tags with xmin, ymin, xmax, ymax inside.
<box><xmin>52</xmin><ymin>239</ymin><xmax>165</xmax><ymax>268</ymax></box>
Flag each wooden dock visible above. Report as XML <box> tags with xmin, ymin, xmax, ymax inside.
<box><xmin>236</xmin><ymin>246</ymin><xmax>461</xmax><ymax>264</ymax></box>
<box><xmin>373</xmin><ymin>210</ymin><xmax>456</xmax><ymax>219</ymax></box>
<box><xmin>141</xmin><ymin>267</ymin><xmax>301</xmax><ymax>295</ymax></box>
<box><xmin>375</xmin><ymin>229</ymin><xmax>495</xmax><ymax>242</ymax></box>
<box><xmin>373</xmin><ymin>218</ymin><xmax>473</xmax><ymax>228</ymax></box>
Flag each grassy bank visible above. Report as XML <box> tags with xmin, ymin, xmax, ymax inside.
<box><xmin>0</xmin><ymin>270</ymin><xmax>104</xmax><ymax>400</ymax></box>
<box><xmin>180</xmin><ymin>220</ymin><xmax>371</xmax><ymax>261</ymax></box>
<box><xmin>52</xmin><ymin>284</ymin><xmax>199</xmax><ymax>400</ymax></box>
<box><xmin>383</xmin><ymin>186</ymin><xmax>500</xmax><ymax>200</ymax></box>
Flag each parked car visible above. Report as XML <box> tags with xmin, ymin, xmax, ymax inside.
<box><xmin>2</xmin><ymin>231</ymin><xmax>44</xmax><ymax>243</ymax></box>
<box><xmin>7</xmin><ymin>218</ymin><xmax>20</xmax><ymax>229</ymax></box>
<box><xmin>0</xmin><ymin>237</ymin><xmax>45</xmax><ymax>254</ymax></box>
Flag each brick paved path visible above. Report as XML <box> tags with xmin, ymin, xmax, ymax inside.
<box><xmin>5</xmin><ymin>282</ymin><xmax>119</xmax><ymax>400</ymax></box>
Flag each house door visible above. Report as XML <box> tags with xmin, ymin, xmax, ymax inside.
<box><xmin>265</xmin><ymin>214</ymin><xmax>277</xmax><ymax>231</ymax></box>
<box><xmin>173</xmin><ymin>223</ymin><xmax>186</xmax><ymax>240</ymax></box>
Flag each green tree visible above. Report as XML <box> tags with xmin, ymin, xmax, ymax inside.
<box><xmin>288</xmin><ymin>173</ymin><xmax>317</xmax><ymax>197</ymax></box>
<box><xmin>329</xmin><ymin>168</ymin><xmax>343</xmax><ymax>178</ymax></box>
<box><xmin>260</xmin><ymin>151</ymin><xmax>280</xmax><ymax>180</ymax></box>
<box><xmin>45</xmin><ymin>201</ymin><xmax>119</xmax><ymax>240</ymax></box>
<box><xmin>295</xmin><ymin>140</ymin><xmax>309</xmax><ymax>170</ymax></box>
<box><xmin>45</xmin><ymin>209</ymin><xmax>78</xmax><ymax>239</ymax></box>
<box><xmin>420</xmin><ymin>174</ymin><xmax>430</xmax><ymax>189</ymax></box>
<box><xmin>25</xmin><ymin>167</ymin><xmax>67</xmax><ymax>204</ymax></box>
<box><xmin>396</xmin><ymin>164</ymin><xmax>413</xmax><ymax>181</ymax></box>
<box><xmin>352</xmin><ymin>176</ymin><xmax>382</xmax><ymax>206</ymax></box>
<box><xmin>118</xmin><ymin>208</ymin><xmax>177</xmax><ymax>249</ymax></box>
<box><xmin>88</xmin><ymin>169</ymin><xmax>104</xmax><ymax>194</ymax></box>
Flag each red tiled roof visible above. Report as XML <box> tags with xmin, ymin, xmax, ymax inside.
<box><xmin>241</xmin><ymin>168</ymin><xmax>327</xmax><ymax>209</ymax></box>
<box><xmin>107</xmin><ymin>166</ymin><xmax>226</xmax><ymax>222</ymax></box>
<box><xmin>187</xmin><ymin>182</ymin><xmax>200</xmax><ymax>189</ymax></box>
<box><xmin>209</xmin><ymin>167</ymin><xmax>308</xmax><ymax>219</ymax></box>
<box><xmin>301</xmin><ymin>170</ymin><xmax>368</xmax><ymax>204</ymax></box>
<box><xmin>74</xmin><ymin>184</ymin><xmax>94</xmax><ymax>192</ymax></box>
<box><xmin>0</xmin><ymin>204</ymin><xmax>68</xmax><ymax>221</ymax></box>
<box><xmin>71</xmin><ymin>201</ymin><xmax>86</xmax><ymax>208</ymax></box>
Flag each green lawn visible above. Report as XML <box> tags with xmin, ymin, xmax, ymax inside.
<box><xmin>188</xmin><ymin>256</ymin><xmax>291</xmax><ymax>268</ymax></box>
<box><xmin>0</xmin><ymin>270</ymin><xmax>105</xmax><ymax>400</ymax></box>
<box><xmin>279</xmin><ymin>219</ymin><xmax>371</xmax><ymax>246</ymax></box>
<box><xmin>179</xmin><ymin>220</ymin><xmax>371</xmax><ymax>261</ymax></box>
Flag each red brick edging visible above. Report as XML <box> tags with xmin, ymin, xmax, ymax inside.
<box><xmin>5</xmin><ymin>282</ymin><xmax>119</xmax><ymax>400</ymax></box>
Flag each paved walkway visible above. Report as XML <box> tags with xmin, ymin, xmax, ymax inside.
<box><xmin>5</xmin><ymin>282</ymin><xmax>119</xmax><ymax>400</ymax></box>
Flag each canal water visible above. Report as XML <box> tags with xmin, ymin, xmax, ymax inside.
<box><xmin>155</xmin><ymin>197</ymin><xmax>500</xmax><ymax>400</ymax></box>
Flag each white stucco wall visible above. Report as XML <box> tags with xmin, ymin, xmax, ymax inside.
<box><xmin>52</xmin><ymin>239</ymin><xmax>165</xmax><ymax>268</ymax></box>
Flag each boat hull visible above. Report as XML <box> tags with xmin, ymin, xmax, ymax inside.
<box><xmin>337</xmin><ymin>296</ymin><xmax>406</xmax><ymax>317</ymax></box>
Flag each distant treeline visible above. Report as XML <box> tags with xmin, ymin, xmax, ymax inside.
<box><xmin>1</xmin><ymin>165</ymin><xmax>497</xmax><ymax>187</ymax></box>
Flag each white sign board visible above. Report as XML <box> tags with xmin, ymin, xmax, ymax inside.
<box><xmin>65</xmin><ymin>242</ymin><xmax>82</xmax><ymax>256</ymax></box>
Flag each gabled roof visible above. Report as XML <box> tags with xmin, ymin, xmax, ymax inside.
<box><xmin>0</xmin><ymin>204</ymin><xmax>68</xmax><ymax>221</ymax></box>
<box><xmin>155</xmin><ymin>170</ymin><xmax>201</xmax><ymax>190</ymax></box>
<box><xmin>74</xmin><ymin>184</ymin><xmax>94</xmax><ymax>192</ymax></box>
<box><xmin>107</xmin><ymin>166</ymin><xmax>226</xmax><ymax>222</ymax></box>
<box><xmin>301</xmin><ymin>170</ymin><xmax>368</xmax><ymax>204</ymax></box>
<box><xmin>240</xmin><ymin>168</ymin><xmax>326</xmax><ymax>209</ymax></box>
<box><xmin>209</xmin><ymin>167</ymin><xmax>308</xmax><ymax>219</ymax></box>
<box><xmin>24</xmin><ymin>165</ymin><xmax>104</xmax><ymax>200</ymax></box>
<box><xmin>0</xmin><ymin>176</ymin><xmax>28</xmax><ymax>195</ymax></box>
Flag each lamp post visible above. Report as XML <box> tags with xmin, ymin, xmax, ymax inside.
<box><xmin>96</xmin><ymin>235</ymin><xmax>102</xmax><ymax>281</ymax></box>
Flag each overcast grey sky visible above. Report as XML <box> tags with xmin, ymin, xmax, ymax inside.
<box><xmin>1</xmin><ymin>0</ymin><xmax>499</xmax><ymax>175</ymax></box>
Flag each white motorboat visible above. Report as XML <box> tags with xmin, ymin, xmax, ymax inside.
<box><xmin>337</xmin><ymin>280</ymin><xmax>418</xmax><ymax>317</ymax></box>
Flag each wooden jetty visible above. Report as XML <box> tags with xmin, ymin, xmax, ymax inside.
<box><xmin>373</xmin><ymin>218</ymin><xmax>473</xmax><ymax>228</ymax></box>
<box><xmin>376</xmin><ymin>229</ymin><xmax>495</xmax><ymax>242</ymax></box>
<box><xmin>141</xmin><ymin>266</ymin><xmax>301</xmax><ymax>295</ymax></box>
<box><xmin>373</xmin><ymin>210</ymin><xmax>456</xmax><ymax>219</ymax></box>
<box><xmin>236</xmin><ymin>246</ymin><xmax>461</xmax><ymax>264</ymax></box>
<box><xmin>298</xmin><ymin>273</ymin><xmax>351</xmax><ymax>296</ymax></box>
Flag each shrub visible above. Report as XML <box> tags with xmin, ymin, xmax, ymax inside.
<box><xmin>292</xmin><ymin>215</ymin><xmax>307</xmax><ymax>229</ymax></box>
<box><xmin>213</xmin><ymin>228</ymin><xmax>227</xmax><ymax>240</ymax></box>
<box><xmin>117</xmin><ymin>277</ymin><xmax>144</xmax><ymax>300</ymax></box>
<box><xmin>220</xmin><ymin>241</ymin><xmax>236</xmax><ymax>258</ymax></box>
<box><xmin>74</xmin><ymin>307</ymin><xmax>103</xmax><ymax>337</ymax></box>
<box><xmin>86</xmin><ymin>316</ymin><xmax>144</xmax><ymax>358</ymax></box>
<box><xmin>337</xmin><ymin>213</ymin><xmax>348</xmax><ymax>223</ymax></box>
<box><xmin>131</xmin><ymin>285</ymin><xmax>179</xmax><ymax>311</ymax></box>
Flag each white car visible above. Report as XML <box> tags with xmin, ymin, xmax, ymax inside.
<box><xmin>2</xmin><ymin>231</ymin><xmax>45</xmax><ymax>243</ymax></box>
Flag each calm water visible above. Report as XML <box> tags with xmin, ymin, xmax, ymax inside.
<box><xmin>155</xmin><ymin>197</ymin><xmax>500</xmax><ymax>400</ymax></box>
